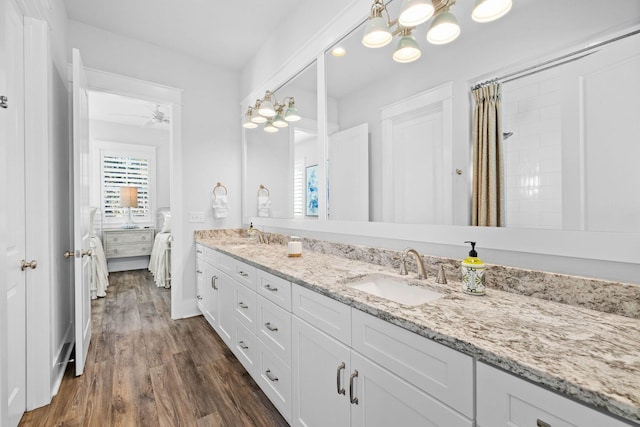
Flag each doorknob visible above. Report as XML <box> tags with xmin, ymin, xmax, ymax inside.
<box><xmin>21</xmin><ymin>259</ymin><xmax>37</xmax><ymax>271</ymax></box>
<box><xmin>81</xmin><ymin>249</ymin><xmax>93</xmax><ymax>257</ymax></box>
<box><xmin>64</xmin><ymin>250</ymin><xmax>76</xmax><ymax>258</ymax></box>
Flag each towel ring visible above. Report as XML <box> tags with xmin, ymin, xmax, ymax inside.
<box><xmin>257</xmin><ymin>184</ymin><xmax>270</xmax><ymax>197</ymax></box>
<box><xmin>213</xmin><ymin>182</ymin><xmax>228</xmax><ymax>199</ymax></box>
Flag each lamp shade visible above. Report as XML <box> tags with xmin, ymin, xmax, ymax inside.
<box><xmin>120</xmin><ymin>186</ymin><xmax>138</xmax><ymax>208</ymax></box>
<box><xmin>426</xmin><ymin>10</ymin><xmax>461</xmax><ymax>45</ymax></box>
<box><xmin>362</xmin><ymin>15</ymin><xmax>393</xmax><ymax>48</ymax></box>
<box><xmin>393</xmin><ymin>34</ymin><xmax>421</xmax><ymax>63</ymax></box>
<box><xmin>471</xmin><ymin>0</ymin><xmax>512</xmax><ymax>23</ymax></box>
<box><xmin>398</xmin><ymin>0</ymin><xmax>434</xmax><ymax>27</ymax></box>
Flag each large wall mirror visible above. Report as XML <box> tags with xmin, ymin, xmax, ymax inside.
<box><xmin>323</xmin><ymin>0</ymin><xmax>640</xmax><ymax>232</ymax></box>
<box><xmin>244</xmin><ymin>62</ymin><xmax>318</xmax><ymax>221</ymax></box>
<box><xmin>242</xmin><ymin>0</ymin><xmax>640</xmax><ymax>272</ymax></box>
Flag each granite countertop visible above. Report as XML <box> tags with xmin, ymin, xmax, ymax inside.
<box><xmin>195</xmin><ymin>236</ymin><xmax>640</xmax><ymax>425</ymax></box>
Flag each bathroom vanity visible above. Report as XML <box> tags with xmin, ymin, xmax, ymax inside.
<box><xmin>194</xmin><ymin>231</ymin><xmax>639</xmax><ymax>426</ymax></box>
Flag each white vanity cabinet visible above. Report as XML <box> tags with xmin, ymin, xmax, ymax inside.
<box><xmin>291</xmin><ymin>285</ymin><xmax>473</xmax><ymax>427</ymax></box>
<box><xmin>476</xmin><ymin>363</ymin><xmax>630</xmax><ymax>427</ymax></box>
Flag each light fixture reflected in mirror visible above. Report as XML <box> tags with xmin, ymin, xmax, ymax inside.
<box><xmin>363</xmin><ymin>0</ymin><xmax>512</xmax><ymax>62</ymax></box>
<box><xmin>243</xmin><ymin>91</ymin><xmax>301</xmax><ymax>131</ymax></box>
<box><xmin>471</xmin><ymin>0</ymin><xmax>513</xmax><ymax>23</ymax></box>
<box><xmin>393</xmin><ymin>28</ymin><xmax>422</xmax><ymax>63</ymax></box>
<box><xmin>398</xmin><ymin>0</ymin><xmax>434</xmax><ymax>27</ymax></box>
<box><xmin>426</xmin><ymin>7</ymin><xmax>460</xmax><ymax>45</ymax></box>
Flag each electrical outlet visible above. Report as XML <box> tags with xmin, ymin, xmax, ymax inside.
<box><xmin>188</xmin><ymin>211</ymin><xmax>205</xmax><ymax>223</ymax></box>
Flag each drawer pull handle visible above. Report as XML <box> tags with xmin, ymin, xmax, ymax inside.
<box><xmin>336</xmin><ymin>362</ymin><xmax>346</xmax><ymax>395</ymax></box>
<box><xmin>239</xmin><ymin>302</ymin><xmax>249</xmax><ymax>309</ymax></box>
<box><xmin>196</xmin><ymin>249</ymin><xmax>203</xmax><ymax>254</ymax></box>
<box><xmin>238</xmin><ymin>270</ymin><xmax>249</xmax><ymax>277</ymax></box>
<box><xmin>265</xmin><ymin>369</ymin><xmax>278</xmax><ymax>382</ymax></box>
<box><xmin>197</xmin><ymin>295</ymin><xmax>202</xmax><ymax>301</ymax></box>
<box><xmin>211</xmin><ymin>275</ymin><xmax>218</xmax><ymax>290</ymax></box>
<box><xmin>349</xmin><ymin>370</ymin><xmax>359</xmax><ymax>404</ymax></box>
<box><xmin>238</xmin><ymin>341</ymin><xmax>249</xmax><ymax>349</ymax></box>
<box><xmin>196</xmin><ymin>269</ymin><xmax>202</xmax><ymax>274</ymax></box>
<box><xmin>265</xmin><ymin>284</ymin><xmax>278</xmax><ymax>292</ymax></box>
<box><xmin>265</xmin><ymin>322</ymin><xmax>278</xmax><ymax>332</ymax></box>
<box><xmin>537</xmin><ymin>420</ymin><xmax>551</xmax><ymax>427</ymax></box>
<box><xmin>141</xmin><ymin>236</ymin><xmax>146</xmax><ymax>240</ymax></box>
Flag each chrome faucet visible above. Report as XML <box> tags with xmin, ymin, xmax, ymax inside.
<box><xmin>399</xmin><ymin>248</ymin><xmax>427</xmax><ymax>279</ymax></box>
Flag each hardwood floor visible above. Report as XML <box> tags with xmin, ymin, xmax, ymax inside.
<box><xmin>19</xmin><ymin>270</ymin><xmax>288</xmax><ymax>427</ymax></box>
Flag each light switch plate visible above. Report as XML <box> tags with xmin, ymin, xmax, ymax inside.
<box><xmin>188</xmin><ymin>211</ymin><xmax>205</xmax><ymax>223</ymax></box>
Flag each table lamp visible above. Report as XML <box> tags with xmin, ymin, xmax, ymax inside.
<box><xmin>120</xmin><ymin>186</ymin><xmax>138</xmax><ymax>229</ymax></box>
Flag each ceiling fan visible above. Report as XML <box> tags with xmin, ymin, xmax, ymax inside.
<box><xmin>144</xmin><ymin>104</ymin><xmax>170</xmax><ymax>127</ymax></box>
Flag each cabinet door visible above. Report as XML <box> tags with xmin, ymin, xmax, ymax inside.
<box><xmin>291</xmin><ymin>317</ymin><xmax>351</xmax><ymax>427</ymax></box>
<box><xmin>216</xmin><ymin>271</ymin><xmax>235</xmax><ymax>347</ymax></box>
<box><xmin>204</xmin><ymin>264</ymin><xmax>219</xmax><ymax>328</ymax></box>
<box><xmin>350</xmin><ymin>351</ymin><xmax>472</xmax><ymax>427</ymax></box>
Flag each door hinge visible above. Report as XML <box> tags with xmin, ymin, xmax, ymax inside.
<box><xmin>0</xmin><ymin>96</ymin><xmax>7</xmax><ymax>109</ymax></box>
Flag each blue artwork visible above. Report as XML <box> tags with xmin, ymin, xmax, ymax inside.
<box><xmin>306</xmin><ymin>165</ymin><xmax>318</xmax><ymax>216</ymax></box>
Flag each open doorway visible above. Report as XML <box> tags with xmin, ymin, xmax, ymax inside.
<box><xmin>87</xmin><ymin>90</ymin><xmax>172</xmax><ymax>297</ymax></box>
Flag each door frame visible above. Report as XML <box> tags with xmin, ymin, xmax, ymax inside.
<box><xmin>77</xmin><ymin>67</ymin><xmax>184</xmax><ymax>319</ymax></box>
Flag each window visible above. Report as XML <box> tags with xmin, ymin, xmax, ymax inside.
<box><xmin>95</xmin><ymin>142</ymin><xmax>156</xmax><ymax>226</ymax></box>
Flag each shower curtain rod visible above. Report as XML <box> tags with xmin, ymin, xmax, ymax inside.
<box><xmin>473</xmin><ymin>28</ymin><xmax>640</xmax><ymax>89</ymax></box>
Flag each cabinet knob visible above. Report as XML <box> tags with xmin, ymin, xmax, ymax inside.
<box><xmin>20</xmin><ymin>259</ymin><xmax>37</xmax><ymax>271</ymax></box>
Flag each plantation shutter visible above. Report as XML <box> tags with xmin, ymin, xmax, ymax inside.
<box><xmin>103</xmin><ymin>155</ymin><xmax>150</xmax><ymax>219</ymax></box>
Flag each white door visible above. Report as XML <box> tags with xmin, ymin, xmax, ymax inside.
<box><xmin>328</xmin><ymin>124</ymin><xmax>369</xmax><ymax>222</ymax></box>
<box><xmin>72</xmin><ymin>48</ymin><xmax>92</xmax><ymax>376</ymax></box>
<box><xmin>2</xmin><ymin>0</ymin><xmax>26</xmax><ymax>424</ymax></box>
<box><xmin>291</xmin><ymin>317</ymin><xmax>351</xmax><ymax>427</ymax></box>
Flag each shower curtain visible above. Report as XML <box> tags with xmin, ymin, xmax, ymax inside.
<box><xmin>471</xmin><ymin>82</ymin><xmax>504</xmax><ymax>227</ymax></box>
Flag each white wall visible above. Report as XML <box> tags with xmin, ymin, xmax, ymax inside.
<box><xmin>68</xmin><ymin>20</ymin><xmax>242</xmax><ymax>317</ymax></box>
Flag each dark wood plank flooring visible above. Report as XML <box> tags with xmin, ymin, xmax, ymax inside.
<box><xmin>19</xmin><ymin>270</ymin><xmax>288</xmax><ymax>427</ymax></box>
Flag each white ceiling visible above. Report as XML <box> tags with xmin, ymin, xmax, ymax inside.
<box><xmin>63</xmin><ymin>0</ymin><xmax>299</xmax><ymax>69</ymax></box>
<box><xmin>89</xmin><ymin>90</ymin><xmax>170</xmax><ymax>129</ymax></box>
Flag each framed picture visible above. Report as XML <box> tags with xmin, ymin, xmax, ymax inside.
<box><xmin>305</xmin><ymin>164</ymin><xmax>318</xmax><ymax>216</ymax></box>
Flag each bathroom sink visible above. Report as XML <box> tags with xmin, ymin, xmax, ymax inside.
<box><xmin>346</xmin><ymin>274</ymin><xmax>445</xmax><ymax>306</ymax></box>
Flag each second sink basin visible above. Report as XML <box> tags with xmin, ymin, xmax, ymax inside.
<box><xmin>346</xmin><ymin>274</ymin><xmax>445</xmax><ymax>306</ymax></box>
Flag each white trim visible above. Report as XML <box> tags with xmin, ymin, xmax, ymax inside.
<box><xmin>24</xmin><ymin>16</ymin><xmax>52</xmax><ymax>410</ymax></box>
<box><xmin>50</xmin><ymin>322</ymin><xmax>73</xmax><ymax>397</ymax></box>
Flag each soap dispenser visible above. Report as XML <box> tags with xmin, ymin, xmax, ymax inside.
<box><xmin>247</xmin><ymin>222</ymin><xmax>256</xmax><ymax>242</ymax></box>
<box><xmin>461</xmin><ymin>241</ymin><xmax>486</xmax><ymax>295</ymax></box>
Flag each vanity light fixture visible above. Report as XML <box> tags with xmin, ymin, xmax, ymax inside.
<box><xmin>363</xmin><ymin>0</ymin><xmax>511</xmax><ymax>63</ymax></box>
<box><xmin>243</xmin><ymin>91</ymin><xmax>301</xmax><ymax>132</ymax></box>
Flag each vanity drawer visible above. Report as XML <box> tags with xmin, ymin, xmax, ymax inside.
<box><xmin>232</xmin><ymin>320</ymin><xmax>257</xmax><ymax>377</ymax></box>
<box><xmin>257</xmin><ymin>339</ymin><xmax>292</xmax><ymax>423</ymax></box>
<box><xmin>234</xmin><ymin>282</ymin><xmax>257</xmax><ymax>332</ymax></box>
<box><xmin>292</xmin><ymin>284</ymin><xmax>351</xmax><ymax>346</ymax></box>
<box><xmin>257</xmin><ymin>295</ymin><xmax>292</xmax><ymax>366</ymax></box>
<box><xmin>476</xmin><ymin>363</ymin><xmax>629</xmax><ymax>427</ymax></box>
<box><xmin>104</xmin><ymin>229</ymin><xmax>153</xmax><ymax>244</ymax></box>
<box><xmin>105</xmin><ymin>242</ymin><xmax>152</xmax><ymax>258</ymax></box>
<box><xmin>351</xmin><ymin>309</ymin><xmax>474</xmax><ymax>418</ymax></box>
<box><xmin>215</xmin><ymin>251</ymin><xmax>256</xmax><ymax>290</ymax></box>
<box><xmin>257</xmin><ymin>269</ymin><xmax>291</xmax><ymax>310</ymax></box>
<box><xmin>203</xmin><ymin>246</ymin><xmax>218</xmax><ymax>265</ymax></box>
